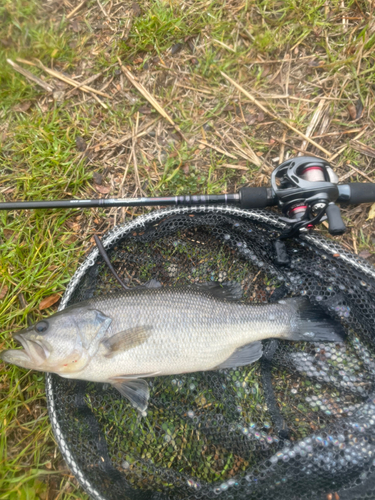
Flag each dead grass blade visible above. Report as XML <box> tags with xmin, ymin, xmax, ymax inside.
<box><xmin>67</xmin><ymin>0</ymin><xmax>86</xmax><ymax>19</ymax></box>
<box><xmin>272</xmin><ymin>137</ymin><xmax>326</xmax><ymax>160</ymax></box>
<box><xmin>101</xmin><ymin>117</ymin><xmax>160</xmax><ymax>150</ymax></box>
<box><xmin>118</xmin><ymin>58</ymin><xmax>188</xmax><ymax>142</ymax></box>
<box><xmin>96</xmin><ymin>0</ymin><xmax>109</xmax><ymax>18</ymax></box>
<box><xmin>299</xmin><ymin>99</ymin><xmax>328</xmax><ymax>155</ymax></box>
<box><xmin>312</xmin><ymin>128</ymin><xmax>363</xmax><ymax>139</ymax></box>
<box><xmin>330</xmin><ymin>127</ymin><xmax>368</xmax><ymax>161</ymax></box>
<box><xmin>131</xmin><ymin>112</ymin><xmax>142</xmax><ymax>195</ymax></box>
<box><xmin>35</xmin><ymin>60</ymin><xmax>112</xmax><ymax>103</ymax></box>
<box><xmin>218</xmin><ymin>133</ymin><xmax>262</xmax><ymax>167</ymax></box>
<box><xmin>221</xmin><ymin>72</ymin><xmax>333</xmax><ymax>157</ymax></box>
<box><xmin>279</xmin><ymin>130</ymin><xmax>287</xmax><ymax>164</ymax></box>
<box><xmin>196</xmin><ymin>140</ymin><xmax>238</xmax><ymax>160</ymax></box>
<box><xmin>65</xmin><ymin>70</ymin><xmax>110</xmax><ymax>97</ymax></box>
<box><xmin>342</xmin><ymin>163</ymin><xmax>374</xmax><ymax>183</ymax></box>
<box><xmin>222</xmin><ymin>164</ymin><xmax>249</xmax><ymax>171</ymax></box>
<box><xmin>350</xmin><ymin>140</ymin><xmax>375</xmax><ymax>160</ymax></box>
<box><xmin>7</xmin><ymin>59</ymin><xmax>53</xmax><ymax>93</ymax></box>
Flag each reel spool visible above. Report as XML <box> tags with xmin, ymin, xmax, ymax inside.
<box><xmin>300</xmin><ymin>165</ymin><xmax>327</xmax><ymax>183</ymax></box>
<box><xmin>45</xmin><ymin>205</ymin><xmax>375</xmax><ymax>500</ymax></box>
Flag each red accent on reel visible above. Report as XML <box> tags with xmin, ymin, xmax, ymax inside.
<box><xmin>288</xmin><ymin>205</ymin><xmax>308</xmax><ymax>219</ymax></box>
<box><xmin>289</xmin><ymin>205</ymin><xmax>307</xmax><ymax>213</ymax></box>
<box><xmin>302</xmin><ymin>166</ymin><xmax>323</xmax><ymax>172</ymax></box>
<box><xmin>300</xmin><ymin>165</ymin><xmax>325</xmax><ymax>182</ymax></box>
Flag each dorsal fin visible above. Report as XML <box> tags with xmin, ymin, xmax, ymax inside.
<box><xmin>193</xmin><ymin>281</ymin><xmax>243</xmax><ymax>301</ymax></box>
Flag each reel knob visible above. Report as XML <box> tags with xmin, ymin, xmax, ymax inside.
<box><xmin>326</xmin><ymin>203</ymin><xmax>347</xmax><ymax>235</ymax></box>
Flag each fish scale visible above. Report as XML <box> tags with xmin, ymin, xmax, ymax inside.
<box><xmin>82</xmin><ymin>288</ymin><xmax>291</xmax><ymax>380</ymax></box>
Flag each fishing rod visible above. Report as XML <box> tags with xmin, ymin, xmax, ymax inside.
<box><xmin>1</xmin><ymin>156</ymin><xmax>375</xmax><ymax>238</ymax></box>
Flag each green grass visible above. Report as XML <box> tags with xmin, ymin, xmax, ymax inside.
<box><xmin>1</xmin><ymin>0</ymin><xmax>375</xmax><ymax>497</ymax></box>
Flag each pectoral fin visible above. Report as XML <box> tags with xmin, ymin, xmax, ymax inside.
<box><xmin>215</xmin><ymin>341</ymin><xmax>263</xmax><ymax>369</ymax></box>
<box><xmin>111</xmin><ymin>378</ymin><xmax>150</xmax><ymax>412</ymax></box>
<box><xmin>102</xmin><ymin>326</ymin><xmax>153</xmax><ymax>358</ymax></box>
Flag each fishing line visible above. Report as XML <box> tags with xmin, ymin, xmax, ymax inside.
<box><xmin>94</xmin><ymin>234</ymin><xmax>130</xmax><ymax>291</ymax></box>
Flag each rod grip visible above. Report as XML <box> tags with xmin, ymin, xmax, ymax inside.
<box><xmin>239</xmin><ymin>187</ymin><xmax>275</xmax><ymax>209</ymax></box>
<box><xmin>348</xmin><ymin>183</ymin><xmax>375</xmax><ymax>204</ymax></box>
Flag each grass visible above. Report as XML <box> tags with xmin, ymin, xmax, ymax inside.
<box><xmin>1</xmin><ymin>0</ymin><xmax>375</xmax><ymax>498</ymax></box>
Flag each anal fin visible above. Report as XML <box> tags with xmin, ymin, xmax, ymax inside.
<box><xmin>215</xmin><ymin>341</ymin><xmax>263</xmax><ymax>369</ymax></box>
<box><xmin>111</xmin><ymin>378</ymin><xmax>149</xmax><ymax>412</ymax></box>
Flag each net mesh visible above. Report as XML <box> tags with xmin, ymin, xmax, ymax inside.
<box><xmin>45</xmin><ymin>207</ymin><xmax>375</xmax><ymax>500</ymax></box>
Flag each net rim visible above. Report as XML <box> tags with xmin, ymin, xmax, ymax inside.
<box><xmin>44</xmin><ymin>205</ymin><xmax>375</xmax><ymax>500</ymax></box>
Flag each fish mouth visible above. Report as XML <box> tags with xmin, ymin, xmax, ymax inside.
<box><xmin>13</xmin><ymin>333</ymin><xmax>30</xmax><ymax>350</ymax></box>
<box><xmin>0</xmin><ymin>346</ymin><xmax>32</xmax><ymax>368</ymax></box>
<box><xmin>0</xmin><ymin>331</ymin><xmax>52</xmax><ymax>370</ymax></box>
<box><xmin>12</xmin><ymin>334</ymin><xmax>49</xmax><ymax>365</ymax></box>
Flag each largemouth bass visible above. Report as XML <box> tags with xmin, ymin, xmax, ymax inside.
<box><xmin>0</xmin><ymin>283</ymin><xmax>344</xmax><ymax>411</ymax></box>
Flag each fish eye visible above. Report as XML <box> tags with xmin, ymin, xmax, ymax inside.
<box><xmin>35</xmin><ymin>320</ymin><xmax>49</xmax><ymax>334</ymax></box>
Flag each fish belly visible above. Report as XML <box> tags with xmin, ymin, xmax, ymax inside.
<box><xmin>77</xmin><ymin>324</ymin><xmax>276</xmax><ymax>382</ymax></box>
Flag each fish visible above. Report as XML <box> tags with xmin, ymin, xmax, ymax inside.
<box><xmin>0</xmin><ymin>283</ymin><xmax>345</xmax><ymax>412</ymax></box>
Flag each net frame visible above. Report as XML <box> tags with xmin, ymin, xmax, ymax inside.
<box><xmin>44</xmin><ymin>205</ymin><xmax>375</xmax><ymax>500</ymax></box>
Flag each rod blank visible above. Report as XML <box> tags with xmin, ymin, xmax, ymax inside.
<box><xmin>0</xmin><ymin>194</ymin><xmax>240</xmax><ymax>211</ymax></box>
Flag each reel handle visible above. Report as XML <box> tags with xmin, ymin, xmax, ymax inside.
<box><xmin>326</xmin><ymin>203</ymin><xmax>346</xmax><ymax>236</ymax></box>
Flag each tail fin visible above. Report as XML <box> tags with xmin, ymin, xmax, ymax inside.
<box><xmin>284</xmin><ymin>297</ymin><xmax>345</xmax><ymax>343</ymax></box>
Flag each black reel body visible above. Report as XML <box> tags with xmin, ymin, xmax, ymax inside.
<box><xmin>46</xmin><ymin>206</ymin><xmax>375</xmax><ymax>500</ymax></box>
<box><xmin>270</xmin><ymin>157</ymin><xmax>346</xmax><ymax>237</ymax></box>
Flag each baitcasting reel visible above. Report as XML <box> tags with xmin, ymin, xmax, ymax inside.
<box><xmin>236</xmin><ymin>156</ymin><xmax>374</xmax><ymax>238</ymax></box>
<box><xmin>269</xmin><ymin>156</ymin><xmax>347</xmax><ymax>238</ymax></box>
